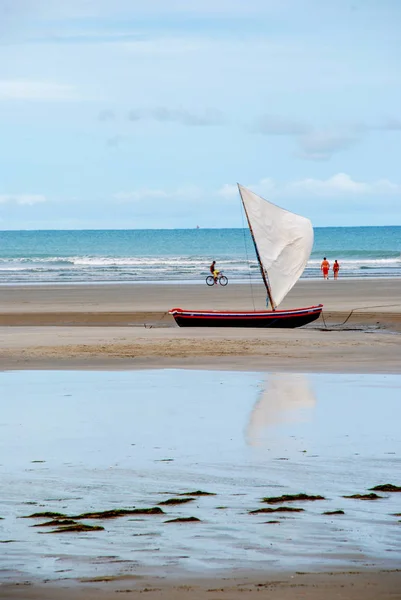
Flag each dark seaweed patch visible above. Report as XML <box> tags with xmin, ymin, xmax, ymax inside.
<box><xmin>369</xmin><ymin>484</ymin><xmax>401</xmax><ymax>492</ymax></box>
<box><xmin>323</xmin><ymin>510</ymin><xmax>345</xmax><ymax>515</ymax></box>
<box><xmin>72</xmin><ymin>508</ymin><xmax>164</xmax><ymax>519</ymax></box>
<box><xmin>158</xmin><ymin>498</ymin><xmax>195</xmax><ymax>506</ymax></box>
<box><xmin>23</xmin><ymin>512</ymin><xmax>67</xmax><ymax>519</ymax></box>
<box><xmin>263</xmin><ymin>520</ymin><xmax>281</xmax><ymax>524</ymax></box>
<box><xmin>46</xmin><ymin>524</ymin><xmax>105</xmax><ymax>533</ymax></box>
<box><xmin>249</xmin><ymin>506</ymin><xmax>304</xmax><ymax>514</ymax></box>
<box><xmin>343</xmin><ymin>493</ymin><xmax>383</xmax><ymax>500</ymax></box>
<box><xmin>164</xmin><ymin>517</ymin><xmax>201</xmax><ymax>523</ymax></box>
<box><xmin>32</xmin><ymin>519</ymin><xmax>78</xmax><ymax>527</ymax></box>
<box><xmin>261</xmin><ymin>494</ymin><xmax>325</xmax><ymax>504</ymax></box>
<box><xmin>179</xmin><ymin>491</ymin><xmax>216</xmax><ymax>496</ymax></box>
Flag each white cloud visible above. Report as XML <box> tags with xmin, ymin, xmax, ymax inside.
<box><xmin>218</xmin><ymin>179</ymin><xmax>276</xmax><ymax>199</ymax></box>
<box><xmin>114</xmin><ymin>185</ymin><xmax>202</xmax><ymax>202</ymax></box>
<box><xmin>127</xmin><ymin>107</ymin><xmax>224</xmax><ymax>126</ymax></box>
<box><xmin>218</xmin><ymin>174</ymin><xmax>401</xmax><ymax>199</ymax></box>
<box><xmin>0</xmin><ymin>194</ymin><xmax>47</xmax><ymax>205</ymax></box>
<box><xmin>378</xmin><ymin>117</ymin><xmax>401</xmax><ymax>131</ymax></box>
<box><xmin>0</xmin><ymin>80</ymin><xmax>77</xmax><ymax>101</ymax></box>
<box><xmin>297</xmin><ymin>131</ymin><xmax>362</xmax><ymax>161</ymax></box>
<box><xmin>254</xmin><ymin>114</ymin><xmax>401</xmax><ymax>161</ymax></box>
<box><xmin>254</xmin><ymin>114</ymin><xmax>310</xmax><ymax>136</ymax></box>
<box><xmin>98</xmin><ymin>109</ymin><xmax>115</xmax><ymax>121</ymax></box>
<box><xmin>287</xmin><ymin>173</ymin><xmax>401</xmax><ymax>196</ymax></box>
<box><xmin>255</xmin><ymin>117</ymin><xmax>366</xmax><ymax>160</ymax></box>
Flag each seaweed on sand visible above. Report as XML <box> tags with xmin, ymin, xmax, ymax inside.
<box><xmin>158</xmin><ymin>498</ymin><xmax>195</xmax><ymax>506</ymax></box>
<box><xmin>263</xmin><ymin>520</ymin><xmax>281</xmax><ymax>524</ymax></box>
<box><xmin>181</xmin><ymin>490</ymin><xmax>215</xmax><ymax>496</ymax></box>
<box><xmin>22</xmin><ymin>512</ymin><xmax>68</xmax><ymax>519</ymax></box>
<box><xmin>342</xmin><ymin>493</ymin><xmax>383</xmax><ymax>500</ymax></box>
<box><xmin>323</xmin><ymin>510</ymin><xmax>345</xmax><ymax>515</ymax></box>
<box><xmin>249</xmin><ymin>506</ymin><xmax>304</xmax><ymax>514</ymax></box>
<box><xmin>164</xmin><ymin>517</ymin><xmax>201</xmax><ymax>523</ymax></box>
<box><xmin>32</xmin><ymin>519</ymin><xmax>78</xmax><ymax>527</ymax></box>
<box><xmin>369</xmin><ymin>484</ymin><xmax>401</xmax><ymax>492</ymax></box>
<box><xmin>72</xmin><ymin>508</ymin><xmax>164</xmax><ymax>519</ymax></box>
<box><xmin>261</xmin><ymin>493</ymin><xmax>325</xmax><ymax>504</ymax></box>
<box><xmin>46</xmin><ymin>524</ymin><xmax>104</xmax><ymax>534</ymax></box>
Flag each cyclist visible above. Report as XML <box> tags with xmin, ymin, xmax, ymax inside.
<box><xmin>210</xmin><ymin>260</ymin><xmax>219</xmax><ymax>284</ymax></box>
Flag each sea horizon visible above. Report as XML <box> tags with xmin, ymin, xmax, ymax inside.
<box><xmin>1</xmin><ymin>224</ymin><xmax>401</xmax><ymax>232</ymax></box>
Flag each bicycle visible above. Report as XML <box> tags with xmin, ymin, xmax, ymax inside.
<box><xmin>206</xmin><ymin>272</ymin><xmax>228</xmax><ymax>286</ymax></box>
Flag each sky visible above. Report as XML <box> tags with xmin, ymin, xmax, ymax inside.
<box><xmin>0</xmin><ymin>0</ymin><xmax>400</xmax><ymax>229</ymax></box>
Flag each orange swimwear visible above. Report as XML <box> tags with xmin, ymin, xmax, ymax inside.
<box><xmin>321</xmin><ymin>260</ymin><xmax>330</xmax><ymax>276</ymax></box>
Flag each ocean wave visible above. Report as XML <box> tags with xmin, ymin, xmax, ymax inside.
<box><xmin>2</xmin><ymin>254</ymin><xmax>400</xmax><ymax>266</ymax></box>
<box><xmin>0</xmin><ymin>253</ymin><xmax>400</xmax><ymax>283</ymax></box>
<box><xmin>311</xmin><ymin>250</ymin><xmax>401</xmax><ymax>259</ymax></box>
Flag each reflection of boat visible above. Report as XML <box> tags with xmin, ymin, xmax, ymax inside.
<box><xmin>169</xmin><ymin>185</ymin><xmax>322</xmax><ymax>328</ymax></box>
<box><xmin>246</xmin><ymin>373</ymin><xmax>316</xmax><ymax>447</ymax></box>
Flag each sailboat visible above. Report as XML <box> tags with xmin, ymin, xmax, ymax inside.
<box><xmin>169</xmin><ymin>184</ymin><xmax>323</xmax><ymax>328</ymax></box>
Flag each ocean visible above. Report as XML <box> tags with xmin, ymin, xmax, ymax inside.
<box><xmin>0</xmin><ymin>226</ymin><xmax>400</xmax><ymax>284</ymax></box>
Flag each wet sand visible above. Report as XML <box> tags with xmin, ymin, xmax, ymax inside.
<box><xmin>1</xmin><ymin>370</ymin><xmax>400</xmax><ymax>600</ymax></box>
<box><xmin>2</xmin><ymin>570</ymin><xmax>401</xmax><ymax>600</ymax></box>
<box><xmin>0</xmin><ymin>279</ymin><xmax>401</xmax><ymax>372</ymax></box>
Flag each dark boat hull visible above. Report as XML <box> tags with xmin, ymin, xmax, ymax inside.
<box><xmin>169</xmin><ymin>305</ymin><xmax>323</xmax><ymax>328</ymax></box>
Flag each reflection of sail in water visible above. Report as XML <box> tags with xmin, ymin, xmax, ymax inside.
<box><xmin>246</xmin><ymin>373</ymin><xmax>316</xmax><ymax>447</ymax></box>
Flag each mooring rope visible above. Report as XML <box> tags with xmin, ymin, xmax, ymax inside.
<box><xmin>144</xmin><ymin>311</ymin><xmax>170</xmax><ymax>329</ymax></box>
<box><xmin>321</xmin><ymin>303</ymin><xmax>401</xmax><ymax>329</ymax></box>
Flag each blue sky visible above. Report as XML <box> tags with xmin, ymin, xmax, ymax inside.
<box><xmin>0</xmin><ymin>0</ymin><xmax>400</xmax><ymax>229</ymax></box>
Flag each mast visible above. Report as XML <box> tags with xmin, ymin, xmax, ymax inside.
<box><xmin>238</xmin><ymin>184</ymin><xmax>276</xmax><ymax>310</ymax></box>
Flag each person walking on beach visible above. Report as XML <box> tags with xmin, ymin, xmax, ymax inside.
<box><xmin>320</xmin><ymin>257</ymin><xmax>330</xmax><ymax>280</ymax></box>
<box><xmin>210</xmin><ymin>260</ymin><xmax>219</xmax><ymax>284</ymax></box>
<box><xmin>333</xmin><ymin>259</ymin><xmax>340</xmax><ymax>280</ymax></box>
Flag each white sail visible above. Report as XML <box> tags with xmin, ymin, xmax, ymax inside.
<box><xmin>238</xmin><ymin>184</ymin><xmax>313</xmax><ymax>308</ymax></box>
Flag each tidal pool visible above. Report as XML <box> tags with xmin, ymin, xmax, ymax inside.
<box><xmin>0</xmin><ymin>370</ymin><xmax>400</xmax><ymax>582</ymax></box>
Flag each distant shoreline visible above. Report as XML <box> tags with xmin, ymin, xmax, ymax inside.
<box><xmin>0</xmin><ymin>274</ymin><xmax>400</xmax><ymax>287</ymax></box>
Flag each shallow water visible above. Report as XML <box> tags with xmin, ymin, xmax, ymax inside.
<box><xmin>0</xmin><ymin>370</ymin><xmax>400</xmax><ymax>582</ymax></box>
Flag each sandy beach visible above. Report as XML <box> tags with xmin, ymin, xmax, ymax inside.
<box><xmin>0</xmin><ymin>279</ymin><xmax>401</xmax><ymax>372</ymax></box>
<box><xmin>1</xmin><ymin>280</ymin><xmax>401</xmax><ymax>599</ymax></box>
<box><xmin>2</xmin><ymin>570</ymin><xmax>401</xmax><ymax>600</ymax></box>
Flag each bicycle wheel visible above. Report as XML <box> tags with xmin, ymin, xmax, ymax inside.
<box><xmin>219</xmin><ymin>275</ymin><xmax>228</xmax><ymax>286</ymax></box>
<box><xmin>206</xmin><ymin>276</ymin><xmax>215</xmax><ymax>286</ymax></box>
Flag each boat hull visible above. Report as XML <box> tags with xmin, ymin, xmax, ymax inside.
<box><xmin>169</xmin><ymin>305</ymin><xmax>323</xmax><ymax>328</ymax></box>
